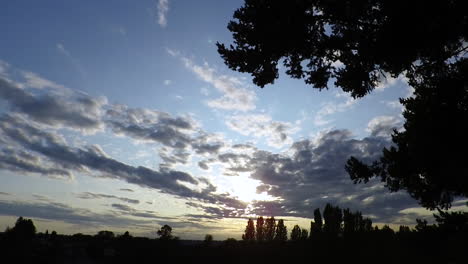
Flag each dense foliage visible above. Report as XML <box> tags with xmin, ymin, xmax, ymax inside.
<box><xmin>218</xmin><ymin>0</ymin><xmax>468</xmax><ymax>209</ymax></box>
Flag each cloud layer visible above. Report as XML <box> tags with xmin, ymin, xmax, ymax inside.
<box><xmin>0</xmin><ymin>65</ymin><xmax>433</xmax><ymax>233</ymax></box>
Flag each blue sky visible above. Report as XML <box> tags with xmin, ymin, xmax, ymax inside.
<box><xmin>1</xmin><ymin>0</ymin><xmax>465</xmax><ymax>240</ymax></box>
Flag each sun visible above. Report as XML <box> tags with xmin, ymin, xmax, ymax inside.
<box><xmin>223</xmin><ymin>174</ymin><xmax>275</xmax><ymax>203</ymax></box>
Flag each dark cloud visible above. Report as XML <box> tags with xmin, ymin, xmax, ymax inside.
<box><xmin>198</xmin><ymin>161</ymin><xmax>209</xmax><ymax>170</ymax></box>
<box><xmin>192</xmin><ymin>142</ymin><xmax>223</xmax><ymax>155</ymax></box>
<box><xmin>0</xmin><ymin>114</ymin><xmax>195</xmax><ymax>197</ymax></box>
<box><xmin>111</xmin><ymin>203</ymin><xmax>178</xmax><ymax>220</ymax></box>
<box><xmin>0</xmin><ymin>200</ymin><xmax>150</xmax><ymax>227</ymax></box>
<box><xmin>212</xmin><ymin>129</ymin><xmax>419</xmax><ymax>222</ymax></box>
<box><xmin>76</xmin><ymin>192</ymin><xmax>140</xmax><ymax>204</ymax></box>
<box><xmin>119</xmin><ymin>188</ymin><xmax>134</xmax><ymax>192</ymax></box>
<box><xmin>232</xmin><ymin>143</ymin><xmax>256</xmax><ymax>150</ymax></box>
<box><xmin>0</xmin><ymin>114</ymin><xmax>247</xmax><ymax>213</ymax></box>
<box><xmin>0</xmin><ymin>78</ymin><xmax>104</xmax><ymax>132</ymax></box>
<box><xmin>0</xmin><ymin>147</ymin><xmax>72</xmax><ymax>179</ymax></box>
<box><xmin>111</xmin><ymin>203</ymin><xmax>134</xmax><ymax>212</ymax></box>
<box><xmin>105</xmin><ymin>105</ymin><xmax>194</xmax><ymax>149</ymax></box>
<box><xmin>0</xmin><ymin>192</ymin><xmax>11</xmax><ymax>196</ymax></box>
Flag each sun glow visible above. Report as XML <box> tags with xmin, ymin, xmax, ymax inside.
<box><xmin>221</xmin><ymin>174</ymin><xmax>276</xmax><ymax>203</ymax></box>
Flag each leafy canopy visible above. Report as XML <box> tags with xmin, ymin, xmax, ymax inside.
<box><xmin>218</xmin><ymin>0</ymin><xmax>468</xmax><ymax>209</ymax></box>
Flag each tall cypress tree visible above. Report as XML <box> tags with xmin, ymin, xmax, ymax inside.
<box><xmin>275</xmin><ymin>219</ymin><xmax>287</xmax><ymax>242</ymax></box>
<box><xmin>323</xmin><ymin>203</ymin><xmax>343</xmax><ymax>235</ymax></box>
<box><xmin>290</xmin><ymin>225</ymin><xmax>301</xmax><ymax>241</ymax></box>
<box><xmin>264</xmin><ymin>216</ymin><xmax>276</xmax><ymax>241</ymax></box>
<box><xmin>255</xmin><ymin>216</ymin><xmax>265</xmax><ymax>242</ymax></box>
<box><xmin>313</xmin><ymin>208</ymin><xmax>323</xmax><ymax>232</ymax></box>
<box><xmin>242</xmin><ymin>218</ymin><xmax>256</xmax><ymax>241</ymax></box>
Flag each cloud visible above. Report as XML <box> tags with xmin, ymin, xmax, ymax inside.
<box><xmin>105</xmin><ymin>104</ymin><xmax>226</xmax><ymax>167</ymax></box>
<box><xmin>164</xmin><ymin>79</ymin><xmax>172</xmax><ymax>85</ymax></box>
<box><xmin>184</xmin><ymin>201</ymin><xmax>245</xmax><ymax>220</ymax></box>
<box><xmin>190</xmin><ymin>132</ymin><xmax>225</xmax><ymax>155</ymax></box>
<box><xmin>172</xmin><ymin>53</ymin><xmax>257</xmax><ymax>112</ymax></box>
<box><xmin>21</xmin><ymin>71</ymin><xmax>65</xmax><ymax>90</ymax></box>
<box><xmin>0</xmin><ymin>112</ymin><xmax>246</xmax><ymax>213</ymax></box>
<box><xmin>76</xmin><ymin>192</ymin><xmax>140</xmax><ymax>204</ymax></box>
<box><xmin>106</xmin><ymin>104</ymin><xmax>196</xmax><ymax>149</ymax></box>
<box><xmin>198</xmin><ymin>160</ymin><xmax>209</xmax><ymax>170</ymax></box>
<box><xmin>56</xmin><ymin>43</ymin><xmax>86</xmax><ymax>77</ymax></box>
<box><xmin>375</xmin><ymin>74</ymin><xmax>408</xmax><ymax>92</ymax></box>
<box><xmin>0</xmin><ymin>147</ymin><xmax>72</xmax><ymax>179</ymax></box>
<box><xmin>0</xmin><ymin>77</ymin><xmax>106</xmax><ymax>132</ymax></box>
<box><xmin>366</xmin><ymin>115</ymin><xmax>403</xmax><ymax>138</ymax></box>
<box><xmin>0</xmin><ymin>200</ymin><xmax>152</xmax><ymax>227</ymax></box>
<box><xmin>119</xmin><ymin>188</ymin><xmax>134</xmax><ymax>192</ymax></box>
<box><xmin>111</xmin><ymin>203</ymin><xmax>177</xmax><ymax>219</ymax></box>
<box><xmin>208</xmin><ymin>129</ymin><xmax>419</xmax><ymax>222</ymax></box>
<box><xmin>157</xmin><ymin>0</ymin><xmax>169</xmax><ymax>27</ymax></box>
<box><xmin>0</xmin><ymin>62</ymin><xmax>425</xmax><ymax>225</ymax></box>
<box><xmin>0</xmin><ymin>114</ymin><xmax>200</xmax><ymax>197</ymax></box>
<box><xmin>226</xmin><ymin>114</ymin><xmax>298</xmax><ymax>148</ymax></box>
<box><xmin>383</xmin><ymin>100</ymin><xmax>405</xmax><ymax>112</ymax></box>
<box><xmin>0</xmin><ymin>60</ymin><xmax>9</xmax><ymax>77</ymax></box>
<box><xmin>314</xmin><ymin>96</ymin><xmax>356</xmax><ymax>126</ymax></box>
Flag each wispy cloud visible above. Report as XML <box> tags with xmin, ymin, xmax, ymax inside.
<box><xmin>56</xmin><ymin>43</ymin><xmax>86</xmax><ymax>77</ymax></box>
<box><xmin>314</xmin><ymin>96</ymin><xmax>356</xmax><ymax>126</ymax></box>
<box><xmin>366</xmin><ymin>115</ymin><xmax>403</xmax><ymax>138</ymax></box>
<box><xmin>375</xmin><ymin>74</ymin><xmax>408</xmax><ymax>92</ymax></box>
<box><xmin>76</xmin><ymin>192</ymin><xmax>140</xmax><ymax>204</ymax></box>
<box><xmin>226</xmin><ymin>114</ymin><xmax>298</xmax><ymax>148</ymax></box>
<box><xmin>0</xmin><ymin>60</ymin><xmax>9</xmax><ymax>77</ymax></box>
<box><xmin>168</xmin><ymin>51</ymin><xmax>257</xmax><ymax>112</ymax></box>
<box><xmin>157</xmin><ymin>0</ymin><xmax>170</xmax><ymax>27</ymax></box>
<box><xmin>21</xmin><ymin>71</ymin><xmax>65</xmax><ymax>90</ymax></box>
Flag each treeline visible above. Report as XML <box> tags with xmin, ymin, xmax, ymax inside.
<box><xmin>1</xmin><ymin>206</ymin><xmax>467</xmax><ymax>263</ymax></box>
<box><xmin>239</xmin><ymin>203</ymin><xmax>468</xmax><ymax>243</ymax></box>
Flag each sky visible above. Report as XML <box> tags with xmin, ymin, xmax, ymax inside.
<box><xmin>0</xmin><ymin>0</ymin><xmax>466</xmax><ymax>240</ymax></box>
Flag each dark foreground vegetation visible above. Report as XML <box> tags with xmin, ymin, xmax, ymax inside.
<box><xmin>2</xmin><ymin>204</ymin><xmax>467</xmax><ymax>264</ymax></box>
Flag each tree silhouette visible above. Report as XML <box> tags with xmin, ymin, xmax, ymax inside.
<box><xmin>218</xmin><ymin>0</ymin><xmax>468</xmax><ymax>209</ymax></box>
<box><xmin>290</xmin><ymin>225</ymin><xmax>301</xmax><ymax>241</ymax></box>
<box><xmin>399</xmin><ymin>225</ymin><xmax>411</xmax><ymax>233</ymax></box>
<box><xmin>274</xmin><ymin>219</ymin><xmax>287</xmax><ymax>242</ymax></box>
<box><xmin>255</xmin><ymin>216</ymin><xmax>265</xmax><ymax>242</ymax></box>
<box><xmin>217</xmin><ymin>0</ymin><xmax>466</xmax><ymax>97</ymax></box>
<box><xmin>346</xmin><ymin>59</ymin><xmax>468</xmax><ymax>209</ymax></box>
<box><xmin>204</xmin><ymin>234</ymin><xmax>214</xmax><ymax>246</ymax></box>
<box><xmin>96</xmin><ymin>230</ymin><xmax>115</xmax><ymax>239</ymax></box>
<box><xmin>242</xmin><ymin>218</ymin><xmax>255</xmax><ymax>241</ymax></box>
<box><xmin>433</xmin><ymin>209</ymin><xmax>468</xmax><ymax>232</ymax></box>
<box><xmin>362</xmin><ymin>218</ymin><xmax>373</xmax><ymax>232</ymax></box>
<box><xmin>119</xmin><ymin>231</ymin><xmax>132</xmax><ymax>240</ymax></box>
<box><xmin>10</xmin><ymin>216</ymin><xmax>36</xmax><ymax>240</ymax></box>
<box><xmin>313</xmin><ymin>208</ymin><xmax>323</xmax><ymax>231</ymax></box>
<box><xmin>343</xmin><ymin>208</ymin><xmax>356</xmax><ymax>233</ymax></box>
<box><xmin>264</xmin><ymin>216</ymin><xmax>276</xmax><ymax>241</ymax></box>
<box><xmin>323</xmin><ymin>204</ymin><xmax>342</xmax><ymax>235</ymax></box>
<box><xmin>300</xmin><ymin>228</ymin><xmax>308</xmax><ymax>240</ymax></box>
<box><xmin>343</xmin><ymin>208</ymin><xmax>371</xmax><ymax>233</ymax></box>
<box><xmin>157</xmin><ymin>224</ymin><xmax>173</xmax><ymax>240</ymax></box>
<box><xmin>310</xmin><ymin>208</ymin><xmax>323</xmax><ymax>238</ymax></box>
